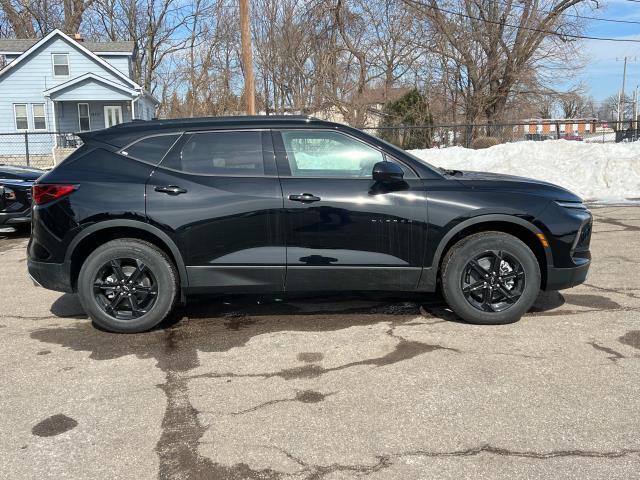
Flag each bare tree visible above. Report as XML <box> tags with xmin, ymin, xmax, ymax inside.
<box><xmin>405</xmin><ymin>0</ymin><xmax>594</xmax><ymax>128</ymax></box>
<box><xmin>559</xmin><ymin>90</ymin><xmax>594</xmax><ymax>118</ymax></box>
<box><xmin>87</xmin><ymin>0</ymin><xmax>192</xmax><ymax>92</ymax></box>
<box><xmin>0</xmin><ymin>0</ymin><xmax>94</xmax><ymax>37</ymax></box>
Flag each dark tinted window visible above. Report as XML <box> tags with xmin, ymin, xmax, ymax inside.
<box><xmin>173</xmin><ymin>131</ymin><xmax>264</xmax><ymax>175</ymax></box>
<box><xmin>123</xmin><ymin>134</ymin><xmax>180</xmax><ymax>163</ymax></box>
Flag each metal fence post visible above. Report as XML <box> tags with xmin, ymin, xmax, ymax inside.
<box><xmin>24</xmin><ymin>132</ymin><xmax>30</xmax><ymax>166</ymax></box>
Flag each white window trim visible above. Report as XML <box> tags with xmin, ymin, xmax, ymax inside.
<box><xmin>13</xmin><ymin>103</ymin><xmax>28</xmax><ymax>131</ymax></box>
<box><xmin>51</xmin><ymin>53</ymin><xmax>70</xmax><ymax>78</ymax></box>
<box><xmin>104</xmin><ymin>105</ymin><xmax>123</xmax><ymax>128</ymax></box>
<box><xmin>31</xmin><ymin>103</ymin><xmax>47</xmax><ymax>131</ymax></box>
<box><xmin>78</xmin><ymin>103</ymin><xmax>91</xmax><ymax>131</ymax></box>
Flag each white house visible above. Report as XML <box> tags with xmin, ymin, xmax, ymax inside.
<box><xmin>0</xmin><ymin>30</ymin><xmax>158</xmax><ymax>162</ymax></box>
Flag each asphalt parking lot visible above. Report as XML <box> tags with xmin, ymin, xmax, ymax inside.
<box><xmin>1</xmin><ymin>206</ymin><xmax>639</xmax><ymax>479</ymax></box>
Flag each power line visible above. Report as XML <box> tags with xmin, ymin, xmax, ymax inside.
<box><xmin>494</xmin><ymin>0</ymin><xmax>640</xmax><ymax>26</ymax></box>
<box><xmin>406</xmin><ymin>1</ymin><xmax>640</xmax><ymax>43</ymax></box>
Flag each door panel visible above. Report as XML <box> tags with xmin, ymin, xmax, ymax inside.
<box><xmin>145</xmin><ymin>130</ymin><xmax>285</xmax><ymax>292</ymax></box>
<box><xmin>274</xmin><ymin>129</ymin><xmax>428</xmax><ymax>292</ymax></box>
<box><xmin>280</xmin><ymin>177</ymin><xmax>427</xmax><ymax>291</ymax></box>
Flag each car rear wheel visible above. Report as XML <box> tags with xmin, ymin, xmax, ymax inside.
<box><xmin>441</xmin><ymin>232</ymin><xmax>541</xmax><ymax>325</ymax></box>
<box><xmin>77</xmin><ymin>239</ymin><xmax>178</xmax><ymax>333</ymax></box>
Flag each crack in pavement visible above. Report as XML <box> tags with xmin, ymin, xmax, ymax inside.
<box><xmin>593</xmin><ymin>216</ymin><xmax>640</xmax><ymax>232</ymax></box>
<box><xmin>584</xmin><ymin>283</ymin><xmax>640</xmax><ymax>301</ymax></box>
<box><xmin>202</xmin><ymin>391</ymin><xmax>338</xmax><ymax>417</ymax></box>
<box><xmin>528</xmin><ymin>306</ymin><xmax>640</xmax><ymax>317</ymax></box>
<box><xmin>258</xmin><ymin>443</ymin><xmax>640</xmax><ymax>479</ymax></box>
<box><xmin>396</xmin><ymin>444</ymin><xmax>640</xmax><ymax>460</ymax></box>
<box><xmin>191</xmin><ymin>325</ymin><xmax>459</xmax><ymax>382</ymax></box>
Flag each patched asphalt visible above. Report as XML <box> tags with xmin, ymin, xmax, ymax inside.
<box><xmin>1</xmin><ymin>206</ymin><xmax>639</xmax><ymax>479</ymax></box>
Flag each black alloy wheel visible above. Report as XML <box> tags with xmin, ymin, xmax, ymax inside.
<box><xmin>461</xmin><ymin>250</ymin><xmax>525</xmax><ymax>313</ymax></box>
<box><xmin>78</xmin><ymin>239</ymin><xmax>178</xmax><ymax>333</ymax></box>
<box><xmin>441</xmin><ymin>231</ymin><xmax>541</xmax><ymax>325</ymax></box>
<box><xmin>93</xmin><ymin>258</ymin><xmax>158</xmax><ymax>320</ymax></box>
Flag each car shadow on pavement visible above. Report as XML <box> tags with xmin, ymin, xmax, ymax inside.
<box><xmin>48</xmin><ymin>288</ymin><xmax>567</xmax><ymax>328</ymax></box>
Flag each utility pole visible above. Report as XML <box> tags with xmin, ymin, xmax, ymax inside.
<box><xmin>634</xmin><ymin>86</ymin><xmax>638</xmax><ymax>131</ymax></box>
<box><xmin>239</xmin><ymin>0</ymin><xmax>256</xmax><ymax>115</ymax></box>
<box><xmin>616</xmin><ymin>56</ymin><xmax>640</xmax><ymax>128</ymax></box>
<box><xmin>617</xmin><ymin>56</ymin><xmax>628</xmax><ymax>129</ymax></box>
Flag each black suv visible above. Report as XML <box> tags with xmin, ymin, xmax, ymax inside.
<box><xmin>28</xmin><ymin>116</ymin><xmax>592</xmax><ymax>333</ymax></box>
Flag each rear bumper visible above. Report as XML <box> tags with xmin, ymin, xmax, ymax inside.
<box><xmin>27</xmin><ymin>259</ymin><xmax>73</xmax><ymax>293</ymax></box>
<box><xmin>544</xmin><ymin>258</ymin><xmax>590</xmax><ymax>291</ymax></box>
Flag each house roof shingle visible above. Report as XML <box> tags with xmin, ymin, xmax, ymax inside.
<box><xmin>0</xmin><ymin>38</ymin><xmax>134</xmax><ymax>54</ymax></box>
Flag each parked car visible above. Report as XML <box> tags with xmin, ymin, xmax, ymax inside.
<box><xmin>560</xmin><ymin>134</ymin><xmax>583</xmax><ymax>141</ymax></box>
<box><xmin>523</xmin><ymin>133</ymin><xmax>552</xmax><ymax>141</ymax></box>
<box><xmin>0</xmin><ymin>164</ymin><xmax>43</xmax><ymax>228</ymax></box>
<box><xmin>28</xmin><ymin>116</ymin><xmax>592</xmax><ymax>333</ymax></box>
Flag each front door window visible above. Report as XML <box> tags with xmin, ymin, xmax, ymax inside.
<box><xmin>280</xmin><ymin>130</ymin><xmax>383</xmax><ymax>177</ymax></box>
<box><xmin>104</xmin><ymin>106</ymin><xmax>123</xmax><ymax>128</ymax></box>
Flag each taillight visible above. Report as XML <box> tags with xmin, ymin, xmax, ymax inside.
<box><xmin>32</xmin><ymin>184</ymin><xmax>78</xmax><ymax>205</ymax></box>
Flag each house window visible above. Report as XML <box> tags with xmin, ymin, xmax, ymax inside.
<box><xmin>14</xmin><ymin>104</ymin><xmax>28</xmax><ymax>130</ymax></box>
<box><xmin>52</xmin><ymin>54</ymin><xmax>69</xmax><ymax>77</ymax></box>
<box><xmin>78</xmin><ymin>103</ymin><xmax>90</xmax><ymax>131</ymax></box>
<box><xmin>32</xmin><ymin>104</ymin><xmax>47</xmax><ymax>130</ymax></box>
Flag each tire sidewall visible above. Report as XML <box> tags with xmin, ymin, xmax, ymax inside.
<box><xmin>442</xmin><ymin>233</ymin><xmax>541</xmax><ymax>325</ymax></box>
<box><xmin>77</xmin><ymin>240</ymin><xmax>177</xmax><ymax>333</ymax></box>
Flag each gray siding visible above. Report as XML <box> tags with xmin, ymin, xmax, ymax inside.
<box><xmin>97</xmin><ymin>55</ymin><xmax>131</xmax><ymax>77</ymax></box>
<box><xmin>135</xmin><ymin>96</ymin><xmax>157</xmax><ymax>120</ymax></box>
<box><xmin>52</xmin><ymin>78</ymin><xmax>134</xmax><ymax>101</ymax></box>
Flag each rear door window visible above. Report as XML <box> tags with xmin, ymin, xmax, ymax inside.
<box><xmin>122</xmin><ymin>134</ymin><xmax>181</xmax><ymax>163</ymax></box>
<box><xmin>164</xmin><ymin>130</ymin><xmax>268</xmax><ymax>176</ymax></box>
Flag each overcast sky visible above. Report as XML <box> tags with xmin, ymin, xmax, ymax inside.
<box><xmin>577</xmin><ymin>1</ymin><xmax>640</xmax><ymax>102</ymax></box>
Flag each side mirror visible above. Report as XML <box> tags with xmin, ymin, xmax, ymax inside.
<box><xmin>372</xmin><ymin>161</ymin><xmax>404</xmax><ymax>183</ymax></box>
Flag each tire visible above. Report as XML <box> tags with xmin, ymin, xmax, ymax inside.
<box><xmin>77</xmin><ymin>239</ymin><xmax>178</xmax><ymax>333</ymax></box>
<box><xmin>441</xmin><ymin>231</ymin><xmax>541</xmax><ymax>325</ymax></box>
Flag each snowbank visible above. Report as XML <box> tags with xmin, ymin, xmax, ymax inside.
<box><xmin>409</xmin><ymin>140</ymin><xmax>640</xmax><ymax>203</ymax></box>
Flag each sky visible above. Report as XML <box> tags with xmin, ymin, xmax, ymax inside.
<box><xmin>575</xmin><ymin>0</ymin><xmax>640</xmax><ymax>102</ymax></box>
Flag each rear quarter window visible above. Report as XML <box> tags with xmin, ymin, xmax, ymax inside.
<box><xmin>121</xmin><ymin>134</ymin><xmax>181</xmax><ymax>163</ymax></box>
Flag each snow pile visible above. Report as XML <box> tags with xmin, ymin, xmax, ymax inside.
<box><xmin>409</xmin><ymin>140</ymin><xmax>640</xmax><ymax>203</ymax></box>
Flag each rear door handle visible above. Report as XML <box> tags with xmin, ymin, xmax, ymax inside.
<box><xmin>154</xmin><ymin>185</ymin><xmax>187</xmax><ymax>195</ymax></box>
<box><xmin>289</xmin><ymin>193</ymin><xmax>321</xmax><ymax>203</ymax></box>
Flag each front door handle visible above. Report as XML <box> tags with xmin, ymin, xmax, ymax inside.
<box><xmin>289</xmin><ymin>193</ymin><xmax>321</xmax><ymax>203</ymax></box>
<box><xmin>155</xmin><ymin>185</ymin><xmax>187</xmax><ymax>195</ymax></box>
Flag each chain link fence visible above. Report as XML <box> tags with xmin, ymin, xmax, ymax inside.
<box><xmin>0</xmin><ymin>132</ymin><xmax>82</xmax><ymax>170</ymax></box>
<box><xmin>365</xmin><ymin>120</ymin><xmax>638</xmax><ymax>150</ymax></box>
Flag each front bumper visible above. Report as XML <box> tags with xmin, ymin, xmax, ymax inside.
<box><xmin>544</xmin><ymin>257</ymin><xmax>590</xmax><ymax>291</ymax></box>
<box><xmin>27</xmin><ymin>259</ymin><xmax>74</xmax><ymax>293</ymax></box>
<box><xmin>0</xmin><ymin>210</ymin><xmax>31</xmax><ymax>226</ymax></box>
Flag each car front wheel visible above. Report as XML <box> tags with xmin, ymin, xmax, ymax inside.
<box><xmin>441</xmin><ymin>232</ymin><xmax>541</xmax><ymax>325</ymax></box>
<box><xmin>77</xmin><ymin>239</ymin><xmax>178</xmax><ymax>333</ymax></box>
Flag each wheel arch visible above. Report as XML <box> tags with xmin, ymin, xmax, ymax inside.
<box><xmin>66</xmin><ymin>220</ymin><xmax>188</xmax><ymax>292</ymax></box>
<box><xmin>419</xmin><ymin>214</ymin><xmax>552</xmax><ymax>291</ymax></box>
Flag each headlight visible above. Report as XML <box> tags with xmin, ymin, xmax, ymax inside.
<box><xmin>555</xmin><ymin>200</ymin><xmax>588</xmax><ymax>210</ymax></box>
